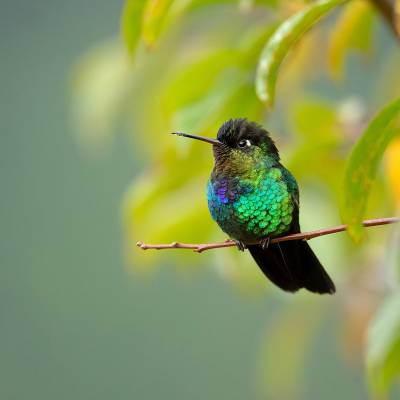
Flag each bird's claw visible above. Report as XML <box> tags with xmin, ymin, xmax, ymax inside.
<box><xmin>260</xmin><ymin>237</ymin><xmax>270</xmax><ymax>250</ymax></box>
<box><xmin>233</xmin><ymin>240</ymin><xmax>246</xmax><ymax>252</ymax></box>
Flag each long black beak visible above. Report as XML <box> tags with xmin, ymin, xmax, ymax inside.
<box><xmin>172</xmin><ymin>132</ymin><xmax>222</xmax><ymax>146</ymax></box>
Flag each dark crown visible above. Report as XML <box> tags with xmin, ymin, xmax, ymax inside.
<box><xmin>216</xmin><ymin>118</ymin><xmax>279</xmax><ymax>157</ymax></box>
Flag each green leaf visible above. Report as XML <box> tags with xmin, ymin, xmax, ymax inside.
<box><xmin>121</xmin><ymin>0</ymin><xmax>147</xmax><ymax>55</ymax></box>
<box><xmin>162</xmin><ymin>50</ymin><xmax>239</xmax><ymax>114</ymax></box>
<box><xmin>126</xmin><ymin>0</ymin><xmax>245</xmax><ymax>50</ymax></box>
<box><xmin>258</xmin><ymin>301</ymin><xmax>324</xmax><ymax>398</ymax></box>
<box><xmin>123</xmin><ymin>165</ymin><xmax>216</xmax><ymax>271</ymax></box>
<box><xmin>141</xmin><ymin>0</ymin><xmax>178</xmax><ymax>47</ymax></box>
<box><xmin>328</xmin><ymin>0</ymin><xmax>374</xmax><ymax>79</ymax></box>
<box><xmin>71</xmin><ymin>41</ymin><xmax>133</xmax><ymax>148</ymax></box>
<box><xmin>366</xmin><ymin>292</ymin><xmax>400</xmax><ymax>394</ymax></box>
<box><xmin>342</xmin><ymin>97</ymin><xmax>400</xmax><ymax>241</ymax></box>
<box><xmin>291</xmin><ymin>98</ymin><xmax>339</xmax><ymax>140</ymax></box>
<box><xmin>171</xmin><ymin>69</ymin><xmax>248</xmax><ymax>132</ymax></box>
<box><xmin>255</xmin><ymin>0</ymin><xmax>347</xmax><ymax>106</ymax></box>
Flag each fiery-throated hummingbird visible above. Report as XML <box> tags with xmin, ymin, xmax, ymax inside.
<box><xmin>173</xmin><ymin>118</ymin><xmax>335</xmax><ymax>294</ymax></box>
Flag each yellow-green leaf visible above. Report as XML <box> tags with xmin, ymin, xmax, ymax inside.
<box><xmin>71</xmin><ymin>41</ymin><xmax>133</xmax><ymax>148</ymax></box>
<box><xmin>328</xmin><ymin>0</ymin><xmax>374</xmax><ymax>80</ymax></box>
<box><xmin>121</xmin><ymin>0</ymin><xmax>147</xmax><ymax>55</ymax></box>
<box><xmin>162</xmin><ymin>50</ymin><xmax>239</xmax><ymax>114</ymax></box>
<box><xmin>172</xmin><ymin>69</ymin><xmax>248</xmax><ymax>132</ymax></box>
<box><xmin>366</xmin><ymin>292</ymin><xmax>400</xmax><ymax>394</ymax></box>
<box><xmin>141</xmin><ymin>0</ymin><xmax>175</xmax><ymax>47</ymax></box>
<box><xmin>291</xmin><ymin>98</ymin><xmax>339</xmax><ymax>140</ymax></box>
<box><xmin>342</xmin><ymin>97</ymin><xmax>400</xmax><ymax>241</ymax></box>
<box><xmin>255</xmin><ymin>0</ymin><xmax>347</xmax><ymax>106</ymax></box>
<box><xmin>258</xmin><ymin>301</ymin><xmax>324</xmax><ymax>398</ymax></box>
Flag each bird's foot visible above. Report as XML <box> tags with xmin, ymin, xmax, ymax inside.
<box><xmin>260</xmin><ymin>237</ymin><xmax>270</xmax><ymax>250</ymax></box>
<box><xmin>232</xmin><ymin>239</ymin><xmax>246</xmax><ymax>252</ymax></box>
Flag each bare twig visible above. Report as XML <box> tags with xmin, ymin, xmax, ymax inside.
<box><xmin>136</xmin><ymin>217</ymin><xmax>400</xmax><ymax>253</ymax></box>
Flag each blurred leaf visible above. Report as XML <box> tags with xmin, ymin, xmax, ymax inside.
<box><xmin>255</xmin><ymin>0</ymin><xmax>347</xmax><ymax>106</ymax></box>
<box><xmin>124</xmin><ymin>171</ymin><xmax>216</xmax><ymax>271</ymax></box>
<box><xmin>238</xmin><ymin>0</ymin><xmax>254</xmax><ymax>10</ymax></box>
<box><xmin>172</xmin><ymin>69</ymin><xmax>248</xmax><ymax>132</ymax></box>
<box><xmin>142</xmin><ymin>0</ymin><xmax>197</xmax><ymax>47</ymax></box>
<box><xmin>162</xmin><ymin>50</ymin><xmax>239</xmax><ymax>114</ymax></box>
<box><xmin>123</xmin><ymin>0</ymin><xmax>276</xmax><ymax>52</ymax></box>
<box><xmin>124</xmin><ymin>147</ymin><xmax>209</xmax><ymax>223</ymax></box>
<box><xmin>121</xmin><ymin>0</ymin><xmax>147</xmax><ymax>54</ymax></box>
<box><xmin>385</xmin><ymin>137</ymin><xmax>400</xmax><ymax>207</ymax></box>
<box><xmin>341</xmin><ymin>97</ymin><xmax>400</xmax><ymax>241</ymax></box>
<box><xmin>366</xmin><ymin>292</ymin><xmax>400</xmax><ymax>394</ymax></box>
<box><xmin>161</xmin><ymin>22</ymin><xmax>276</xmax><ymax>116</ymax></box>
<box><xmin>71</xmin><ymin>41</ymin><xmax>133</xmax><ymax>149</ymax></box>
<box><xmin>237</xmin><ymin>22</ymin><xmax>279</xmax><ymax>67</ymax></box>
<box><xmin>287</xmin><ymin>98</ymin><xmax>345</xmax><ymax>197</ymax></box>
<box><xmin>258</xmin><ymin>301</ymin><xmax>324</xmax><ymax>398</ymax></box>
<box><xmin>291</xmin><ymin>98</ymin><xmax>340</xmax><ymax>140</ymax></box>
<box><xmin>238</xmin><ymin>0</ymin><xmax>279</xmax><ymax>10</ymax></box>
<box><xmin>142</xmin><ymin>0</ymin><xmax>173</xmax><ymax>47</ymax></box>
<box><xmin>328</xmin><ymin>0</ymin><xmax>374</xmax><ymax>80</ymax></box>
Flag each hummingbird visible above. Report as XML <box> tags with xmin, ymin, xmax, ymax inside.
<box><xmin>173</xmin><ymin>118</ymin><xmax>335</xmax><ymax>294</ymax></box>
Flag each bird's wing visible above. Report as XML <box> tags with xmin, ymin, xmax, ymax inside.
<box><xmin>279</xmin><ymin>165</ymin><xmax>300</xmax><ymax>233</ymax></box>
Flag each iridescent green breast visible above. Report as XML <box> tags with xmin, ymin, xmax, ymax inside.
<box><xmin>207</xmin><ymin>167</ymin><xmax>296</xmax><ymax>241</ymax></box>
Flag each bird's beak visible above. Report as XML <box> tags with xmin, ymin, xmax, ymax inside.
<box><xmin>172</xmin><ymin>132</ymin><xmax>222</xmax><ymax>146</ymax></box>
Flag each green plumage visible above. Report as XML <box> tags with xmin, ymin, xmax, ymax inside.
<box><xmin>208</xmin><ymin>166</ymin><xmax>296</xmax><ymax>241</ymax></box>
<box><xmin>233</xmin><ymin>168</ymin><xmax>294</xmax><ymax>236</ymax></box>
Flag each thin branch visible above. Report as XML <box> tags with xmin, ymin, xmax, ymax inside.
<box><xmin>136</xmin><ymin>217</ymin><xmax>400</xmax><ymax>253</ymax></box>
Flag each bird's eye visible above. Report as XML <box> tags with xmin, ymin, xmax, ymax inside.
<box><xmin>238</xmin><ymin>139</ymin><xmax>251</xmax><ymax>148</ymax></box>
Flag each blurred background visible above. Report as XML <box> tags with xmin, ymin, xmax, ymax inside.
<box><xmin>1</xmin><ymin>0</ymin><xmax>400</xmax><ymax>399</ymax></box>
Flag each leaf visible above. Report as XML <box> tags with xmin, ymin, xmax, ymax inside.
<box><xmin>385</xmin><ymin>137</ymin><xmax>400</xmax><ymax>207</ymax></box>
<box><xmin>255</xmin><ymin>0</ymin><xmax>347</xmax><ymax>106</ymax></box>
<box><xmin>328</xmin><ymin>0</ymin><xmax>374</xmax><ymax>80</ymax></box>
<box><xmin>121</xmin><ymin>0</ymin><xmax>147</xmax><ymax>55</ymax></box>
<box><xmin>139</xmin><ymin>0</ymin><xmax>257</xmax><ymax>48</ymax></box>
<box><xmin>171</xmin><ymin>69</ymin><xmax>248</xmax><ymax>132</ymax></box>
<box><xmin>366</xmin><ymin>292</ymin><xmax>400</xmax><ymax>394</ymax></box>
<box><xmin>71</xmin><ymin>41</ymin><xmax>133</xmax><ymax>149</ymax></box>
<box><xmin>162</xmin><ymin>50</ymin><xmax>239</xmax><ymax>114</ymax></box>
<box><xmin>121</xmin><ymin>0</ymin><xmax>225</xmax><ymax>53</ymax></box>
<box><xmin>342</xmin><ymin>97</ymin><xmax>400</xmax><ymax>241</ymax></box>
<box><xmin>288</xmin><ymin>98</ymin><xmax>344</xmax><ymax>194</ymax></box>
<box><xmin>257</xmin><ymin>301</ymin><xmax>324</xmax><ymax>398</ymax></box>
<box><xmin>141</xmin><ymin>0</ymin><xmax>176</xmax><ymax>47</ymax></box>
<box><xmin>291</xmin><ymin>98</ymin><xmax>339</xmax><ymax>140</ymax></box>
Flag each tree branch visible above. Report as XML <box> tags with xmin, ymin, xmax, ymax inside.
<box><xmin>136</xmin><ymin>217</ymin><xmax>400</xmax><ymax>253</ymax></box>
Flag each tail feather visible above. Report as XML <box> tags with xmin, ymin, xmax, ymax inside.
<box><xmin>248</xmin><ymin>240</ymin><xmax>335</xmax><ymax>294</ymax></box>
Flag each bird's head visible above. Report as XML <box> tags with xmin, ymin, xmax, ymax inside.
<box><xmin>173</xmin><ymin>118</ymin><xmax>280</xmax><ymax>175</ymax></box>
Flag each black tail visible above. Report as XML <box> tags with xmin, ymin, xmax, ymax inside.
<box><xmin>248</xmin><ymin>240</ymin><xmax>335</xmax><ymax>294</ymax></box>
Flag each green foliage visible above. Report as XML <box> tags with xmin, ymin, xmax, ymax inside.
<box><xmin>341</xmin><ymin>97</ymin><xmax>400</xmax><ymax>241</ymax></box>
<box><xmin>255</xmin><ymin>0</ymin><xmax>348</xmax><ymax>106</ymax></box>
<box><xmin>327</xmin><ymin>0</ymin><xmax>375</xmax><ymax>79</ymax></box>
<box><xmin>258</xmin><ymin>300</ymin><xmax>325</xmax><ymax>398</ymax></box>
<box><xmin>367</xmin><ymin>293</ymin><xmax>400</xmax><ymax>393</ymax></box>
<box><xmin>73</xmin><ymin>0</ymin><xmax>400</xmax><ymax>397</ymax></box>
<box><xmin>121</xmin><ymin>0</ymin><xmax>147</xmax><ymax>54</ymax></box>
